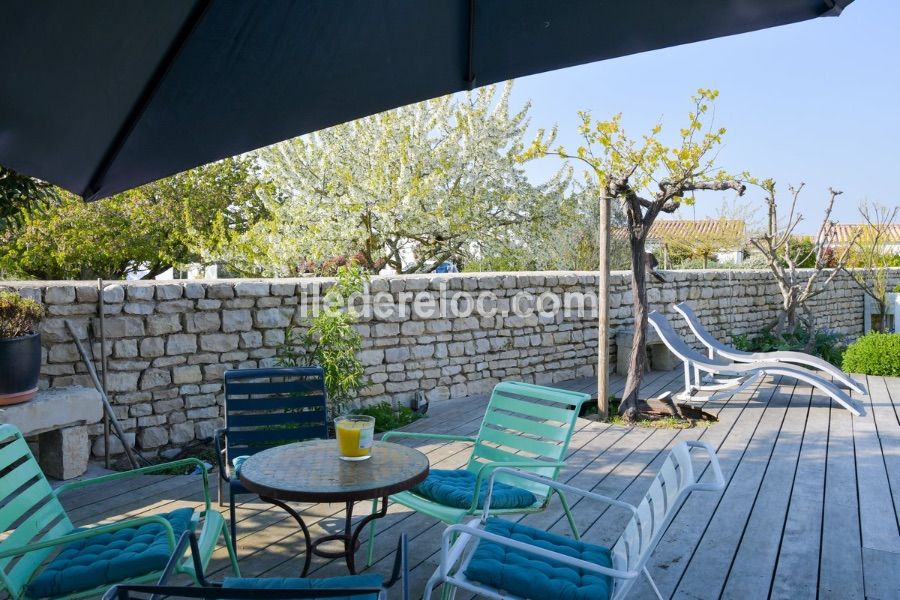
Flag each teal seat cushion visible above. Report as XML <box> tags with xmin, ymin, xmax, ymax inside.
<box><xmin>231</xmin><ymin>454</ymin><xmax>250</xmax><ymax>479</ymax></box>
<box><xmin>464</xmin><ymin>517</ymin><xmax>613</xmax><ymax>600</ymax></box>
<box><xmin>223</xmin><ymin>573</ymin><xmax>383</xmax><ymax>600</ymax></box>
<box><xmin>413</xmin><ymin>469</ymin><xmax>537</xmax><ymax>510</ymax></box>
<box><xmin>26</xmin><ymin>508</ymin><xmax>195</xmax><ymax>599</ymax></box>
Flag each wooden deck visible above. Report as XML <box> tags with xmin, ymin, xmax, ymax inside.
<box><xmin>60</xmin><ymin>370</ymin><xmax>900</xmax><ymax>599</ymax></box>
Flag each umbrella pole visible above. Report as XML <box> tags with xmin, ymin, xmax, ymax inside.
<box><xmin>596</xmin><ymin>196</ymin><xmax>610</xmax><ymax>420</ymax></box>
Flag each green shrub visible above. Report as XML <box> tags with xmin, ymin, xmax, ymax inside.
<box><xmin>355</xmin><ymin>402</ymin><xmax>422</xmax><ymax>433</ymax></box>
<box><xmin>276</xmin><ymin>264</ymin><xmax>367</xmax><ymax>417</ymax></box>
<box><xmin>732</xmin><ymin>326</ymin><xmax>847</xmax><ymax>367</ymax></box>
<box><xmin>842</xmin><ymin>333</ymin><xmax>900</xmax><ymax>376</ymax></box>
<box><xmin>0</xmin><ymin>291</ymin><xmax>44</xmax><ymax>338</ymax></box>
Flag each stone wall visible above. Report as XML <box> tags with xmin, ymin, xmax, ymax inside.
<box><xmin>3</xmin><ymin>268</ymin><xmax>898</xmax><ymax>457</ymax></box>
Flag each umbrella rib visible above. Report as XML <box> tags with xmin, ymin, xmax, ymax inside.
<box><xmin>82</xmin><ymin>0</ymin><xmax>213</xmax><ymax>200</ymax></box>
<box><xmin>465</xmin><ymin>0</ymin><xmax>476</xmax><ymax>88</ymax></box>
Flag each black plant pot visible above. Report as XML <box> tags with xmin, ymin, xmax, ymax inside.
<box><xmin>0</xmin><ymin>332</ymin><xmax>42</xmax><ymax>405</ymax></box>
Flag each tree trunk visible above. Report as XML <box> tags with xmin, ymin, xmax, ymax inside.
<box><xmin>620</xmin><ymin>233</ymin><xmax>648</xmax><ymax>423</ymax></box>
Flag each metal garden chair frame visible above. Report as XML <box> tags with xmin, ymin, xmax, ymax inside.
<box><xmin>102</xmin><ymin>530</ymin><xmax>409</xmax><ymax>600</ymax></box>
<box><xmin>0</xmin><ymin>424</ymin><xmax>238</xmax><ymax>600</ymax></box>
<box><xmin>367</xmin><ymin>381</ymin><xmax>591</xmax><ymax>566</ymax></box>
<box><xmin>424</xmin><ymin>440</ymin><xmax>725</xmax><ymax>600</ymax></box>
<box><xmin>215</xmin><ymin>367</ymin><xmax>328</xmax><ymax>545</ymax></box>
<box><xmin>674</xmin><ymin>301</ymin><xmax>866</xmax><ymax>394</ymax></box>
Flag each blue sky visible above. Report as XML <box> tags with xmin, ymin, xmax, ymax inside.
<box><xmin>509</xmin><ymin>0</ymin><xmax>899</xmax><ymax>233</ymax></box>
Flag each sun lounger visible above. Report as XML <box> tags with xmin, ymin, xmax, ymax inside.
<box><xmin>648</xmin><ymin>311</ymin><xmax>866</xmax><ymax>416</ymax></box>
<box><xmin>674</xmin><ymin>302</ymin><xmax>866</xmax><ymax>394</ymax></box>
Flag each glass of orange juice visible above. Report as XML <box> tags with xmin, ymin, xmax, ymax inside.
<box><xmin>335</xmin><ymin>415</ymin><xmax>376</xmax><ymax>461</ymax></box>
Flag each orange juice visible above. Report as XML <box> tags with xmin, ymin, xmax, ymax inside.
<box><xmin>335</xmin><ymin>416</ymin><xmax>375</xmax><ymax>461</ymax></box>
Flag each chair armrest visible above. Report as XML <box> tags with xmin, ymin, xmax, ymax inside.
<box><xmin>468</xmin><ymin>460</ymin><xmax>566</xmax><ymax>513</ymax></box>
<box><xmin>442</xmin><ymin>521</ymin><xmax>639</xmax><ymax>582</ymax></box>
<box><xmin>0</xmin><ymin>515</ymin><xmax>177</xmax><ymax>561</ymax></box>
<box><xmin>685</xmin><ymin>440</ymin><xmax>726</xmax><ymax>492</ymax></box>
<box><xmin>381</xmin><ymin>431</ymin><xmax>476</xmax><ymax>444</ymax></box>
<box><xmin>54</xmin><ymin>458</ymin><xmax>213</xmax><ymax>511</ymax></box>
<box><xmin>480</xmin><ymin>467</ymin><xmax>638</xmax><ymax>520</ymax></box>
<box><xmin>214</xmin><ymin>428</ymin><xmax>230</xmax><ymax>483</ymax></box>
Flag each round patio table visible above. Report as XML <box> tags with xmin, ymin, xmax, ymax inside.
<box><xmin>238</xmin><ymin>439</ymin><xmax>429</xmax><ymax>575</ymax></box>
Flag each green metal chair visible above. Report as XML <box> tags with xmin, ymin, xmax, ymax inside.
<box><xmin>0</xmin><ymin>424</ymin><xmax>239</xmax><ymax>600</ymax></box>
<box><xmin>366</xmin><ymin>381</ymin><xmax>590</xmax><ymax>566</ymax></box>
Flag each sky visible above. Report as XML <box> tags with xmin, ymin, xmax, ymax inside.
<box><xmin>507</xmin><ymin>0</ymin><xmax>899</xmax><ymax>233</ymax></box>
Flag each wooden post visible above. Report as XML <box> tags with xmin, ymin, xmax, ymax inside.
<box><xmin>596</xmin><ymin>194</ymin><xmax>610</xmax><ymax>419</ymax></box>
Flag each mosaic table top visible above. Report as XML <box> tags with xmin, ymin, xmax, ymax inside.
<box><xmin>238</xmin><ymin>439</ymin><xmax>430</xmax><ymax>502</ymax></box>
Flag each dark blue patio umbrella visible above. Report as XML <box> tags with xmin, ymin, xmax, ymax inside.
<box><xmin>0</xmin><ymin>0</ymin><xmax>851</xmax><ymax>201</ymax></box>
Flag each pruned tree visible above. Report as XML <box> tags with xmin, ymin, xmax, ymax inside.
<box><xmin>841</xmin><ymin>202</ymin><xmax>899</xmax><ymax>332</ymax></box>
<box><xmin>749</xmin><ymin>181</ymin><xmax>858</xmax><ymax>336</ymax></box>
<box><xmin>528</xmin><ymin>89</ymin><xmax>745</xmax><ymax>422</ymax></box>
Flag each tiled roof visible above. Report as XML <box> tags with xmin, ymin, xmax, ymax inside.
<box><xmin>613</xmin><ymin>219</ymin><xmax>745</xmax><ymax>244</ymax></box>
<box><xmin>829</xmin><ymin>224</ymin><xmax>900</xmax><ymax>244</ymax></box>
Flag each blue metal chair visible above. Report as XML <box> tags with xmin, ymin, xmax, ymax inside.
<box><xmin>215</xmin><ymin>367</ymin><xmax>328</xmax><ymax>545</ymax></box>
<box><xmin>102</xmin><ymin>530</ymin><xmax>409</xmax><ymax>600</ymax></box>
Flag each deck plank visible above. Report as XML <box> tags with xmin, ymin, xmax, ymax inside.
<box><xmin>768</xmin><ymin>389</ymin><xmax>830</xmax><ymax>599</ymax></box>
<box><xmin>672</xmin><ymin>377</ymin><xmax>796</xmax><ymax>599</ymax></box>
<box><xmin>719</xmin><ymin>382</ymin><xmax>811</xmax><ymax>598</ymax></box>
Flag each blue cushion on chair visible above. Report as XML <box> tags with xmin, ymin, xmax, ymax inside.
<box><xmin>413</xmin><ymin>469</ymin><xmax>537</xmax><ymax>510</ymax></box>
<box><xmin>26</xmin><ymin>507</ymin><xmax>195</xmax><ymax>598</ymax></box>
<box><xmin>464</xmin><ymin>517</ymin><xmax>614</xmax><ymax>600</ymax></box>
<box><xmin>231</xmin><ymin>454</ymin><xmax>250</xmax><ymax>480</ymax></box>
<box><xmin>223</xmin><ymin>573</ymin><xmax>383</xmax><ymax>600</ymax></box>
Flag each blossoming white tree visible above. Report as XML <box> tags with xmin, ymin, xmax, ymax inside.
<box><xmin>239</xmin><ymin>83</ymin><xmax>568</xmax><ymax>275</ymax></box>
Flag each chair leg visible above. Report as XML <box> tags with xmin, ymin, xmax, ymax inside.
<box><xmin>229</xmin><ymin>489</ymin><xmax>238</xmax><ymax>555</ymax></box>
<box><xmin>365</xmin><ymin>497</ymin><xmax>379</xmax><ymax>567</ymax></box>
<box><xmin>643</xmin><ymin>566</ymin><xmax>664</xmax><ymax>600</ymax></box>
<box><xmin>222</xmin><ymin>521</ymin><xmax>242</xmax><ymax>577</ymax></box>
<box><xmin>558</xmin><ymin>490</ymin><xmax>581</xmax><ymax>541</ymax></box>
<box><xmin>218</xmin><ymin>476</ymin><xmax>225</xmax><ymax>508</ymax></box>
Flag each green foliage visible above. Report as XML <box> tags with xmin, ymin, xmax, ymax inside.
<box><xmin>0</xmin><ymin>157</ymin><xmax>262</xmax><ymax>280</ymax></box>
<box><xmin>0</xmin><ymin>166</ymin><xmax>59</xmax><ymax>232</ymax></box>
<box><xmin>842</xmin><ymin>333</ymin><xmax>900</xmax><ymax>376</ymax></box>
<box><xmin>354</xmin><ymin>402</ymin><xmax>422</xmax><ymax>433</ymax></box>
<box><xmin>732</xmin><ymin>326</ymin><xmax>847</xmax><ymax>367</ymax></box>
<box><xmin>0</xmin><ymin>291</ymin><xmax>44</xmax><ymax>338</ymax></box>
<box><xmin>276</xmin><ymin>264</ymin><xmax>367</xmax><ymax>416</ymax></box>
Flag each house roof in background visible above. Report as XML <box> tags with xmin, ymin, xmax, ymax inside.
<box><xmin>830</xmin><ymin>223</ymin><xmax>900</xmax><ymax>244</ymax></box>
<box><xmin>647</xmin><ymin>219</ymin><xmax>746</xmax><ymax>243</ymax></box>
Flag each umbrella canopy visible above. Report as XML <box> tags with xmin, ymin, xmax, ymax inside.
<box><xmin>1</xmin><ymin>0</ymin><xmax>851</xmax><ymax>201</ymax></box>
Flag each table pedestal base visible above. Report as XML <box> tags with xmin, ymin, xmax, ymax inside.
<box><xmin>262</xmin><ymin>495</ymin><xmax>389</xmax><ymax>575</ymax></box>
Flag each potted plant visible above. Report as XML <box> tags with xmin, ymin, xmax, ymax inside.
<box><xmin>0</xmin><ymin>291</ymin><xmax>45</xmax><ymax>404</ymax></box>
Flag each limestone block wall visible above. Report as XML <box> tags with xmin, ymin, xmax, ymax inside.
<box><xmin>3</xmin><ymin>268</ymin><xmax>897</xmax><ymax>457</ymax></box>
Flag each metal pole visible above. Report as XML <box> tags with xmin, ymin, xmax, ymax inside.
<box><xmin>97</xmin><ymin>278</ymin><xmax>110</xmax><ymax>468</ymax></box>
<box><xmin>65</xmin><ymin>319</ymin><xmax>140</xmax><ymax>469</ymax></box>
<box><xmin>596</xmin><ymin>194</ymin><xmax>610</xmax><ymax>420</ymax></box>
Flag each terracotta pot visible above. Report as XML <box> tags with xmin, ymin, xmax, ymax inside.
<box><xmin>0</xmin><ymin>332</ymin><xmax>41</xmax><ymax>405</ymax></box>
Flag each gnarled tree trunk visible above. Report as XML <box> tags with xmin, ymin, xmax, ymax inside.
<box><xmin>619</xmin><ymin>222</ymin><xmax>649</xmax><ymax>422</ymax></box>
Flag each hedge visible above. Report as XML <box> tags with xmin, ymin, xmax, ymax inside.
<box><xmin>842</xmin><ymin>333</ymin><xmax>900</xmax><ymax>377</ymax></box>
